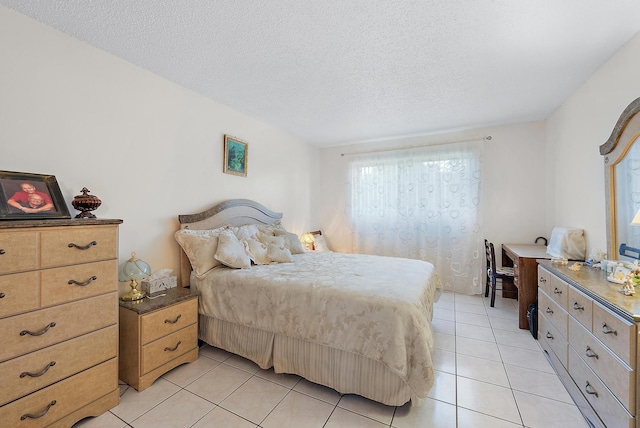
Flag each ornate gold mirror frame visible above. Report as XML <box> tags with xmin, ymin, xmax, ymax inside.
<box><xmin>600</xmin><ymin>97</ymin><xmax>640</xmax><ymax>260</ymax></box>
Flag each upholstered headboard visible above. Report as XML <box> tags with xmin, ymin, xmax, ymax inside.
<box><xmin>177</xmin><ymin>199</ymin><xmax>283</xmax><ymax>286</ymax></box>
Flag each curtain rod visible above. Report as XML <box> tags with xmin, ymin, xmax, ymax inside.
<box><xmin>340</xmin><ymin>135</ymin><xmax>492</xmax><ymax>157</ymax></box>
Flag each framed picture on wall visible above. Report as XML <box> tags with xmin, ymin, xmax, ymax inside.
<box><xmin>0</xmin><ymin>170</ymin><xmax>71</xmax><ymax>220</ymax></box>
<box><xmin>223</xmin><ymin>135</ymin><xmax>248</xmax><ymax>177</ymax></box>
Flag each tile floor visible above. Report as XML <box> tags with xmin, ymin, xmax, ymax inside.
<box><xmin>75</xmin><ymin>292</ymin><xmax>590</xmax><ymax>428</ymax></box>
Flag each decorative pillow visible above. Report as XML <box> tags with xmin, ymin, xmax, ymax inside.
<box><xmin>244</xmin><ymin>238</ymin><xmax>271</xmax><ymax>265</ymax></box>
<box><xmin>174</xmin><ymin>229</ymin><xmax>222</xmax><ymax>278</ymax></box>
<box><xmin>267</xmin><ymin>243</ymin><xmax>293</xmax><ymax>263</ymax></box>
<box><xmin>214</xmin><ymin>231</ymin><xmax>251</xmax><ymax>268</ymax></box>
<box><xmin>231</xmin><ymin>224</ymin><xmax>260</xmax><ymax>241</ymax></box>
<box><xmin>282</xmin><ymin>232</ymin><xmax>305</xmax><ymax>254</ymax></box>
<box><xmin>313</xmin><ymin>235</ymin><xmax>331</xmax><ymax>252</ymax></box>
<box><xmin>257</xmin><ymin>232</ymin><xmax>286</xmax><ymax>247</ymax></box>
<box><xmin>258</xmin><ymin>221</ymin><xmax>287</xmax><ymax>236</ymax></box>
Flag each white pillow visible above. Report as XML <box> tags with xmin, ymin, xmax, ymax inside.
<box><xmin>215</xmin><ymin>231</ymin><xmax>251</xmax><ymax>268</ymax></box>
<box><xmin>267</xmin><ymin>243</ymin><xmax>293</xmax><ymax>263</ymax></box>
<box><xmin>174</xmin><ymin>229</ymin><xmax>223</xmax><ymax>278</ymax></box>
<box><xmin>244</xmin><ymin>238</ymin><xmax>271</xmax><ymax>265</ymax></box>
<box><xmin>231</xmin><ymin>224</ymin><xmax>260</xmax><ymax>241</ymax></box>
<box><xmin>258</xmin><ymin>232</ymin><xmax>286</xmax><ymax>247</ymax></box>
<box><xmin>283</xmin><ymin>232</ymin><xmax>305</xmax><ymax>254</ymax></box>
<box><xmin>313</xmin><ymin>235</ymin><xmax>331</xmax><ymax>252</ymax></box>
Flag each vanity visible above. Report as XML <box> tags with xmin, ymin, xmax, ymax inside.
<box><xmin>537</xmin><ymin>97</ymin><xmax>640</xmax><ymax>428</ymax></box>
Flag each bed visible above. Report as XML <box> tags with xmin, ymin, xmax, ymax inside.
<box><xmin>175</xmin><ymin>199</ymin><xmax>441</xmax><ymax>406</ymax></box>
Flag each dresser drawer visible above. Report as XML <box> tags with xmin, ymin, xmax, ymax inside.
<box><xmin>548</xmin><ymin>275</ymin><xmax>568</xmax><ymax>310</ymax></box>
<box><xmin>568</xmin><ymin>286</ymin><xmax>593</xmax><ymax>331</ymax></box>
<box><xmin>539</xmin><ymin>290</ymin><xmax>568</xmax><ymax>339</ymax></box>
<box><xmin>141</xmin><ymin>298</ymin><xmax>198</xmax><ymax>345</ymax></box>
<box><xmin>40</xmin><ymin>226</ymin><xmax>117</xmax><ymax>269</ymax></box>
<box><xmin>0</xmin><ymin>272</ymin><xmax>39</xmax><ymax>319</ymax></box>
<box><xmin>538</xmin><ymin>312</ymin><xmax>568</xmax><ymax>368</ymax></box>
<box><xmin>568</xmin><ymin>317</ymin><xmax>634</xmax><ymax>413</ymax></box>
<box><xmin>141</xmin><ymin>323</ymin><xmax>198</xmax><ymax>375</ymax></box>
<box><xmin>41</xmin><ymin>260</ymin><xmax>117</xmax><ymax>307</ymax></box>
<box><xmin>0</xmin><ymin>325</ymin><xmax>117</xmax><ymax>406</ymax></box>
<box><xmin>0</xmin><ymin>358</ymin><xmax>117</xmax><ymax>428</ymax></box>
<box><xmin>0</xmin><ymin>230</ymin><xmax>37</xmax><ymax>275</ymax></box>
<box><xmin>0</xmin><ymin>293</ymin><xmax>116</xmax><ymax>362</ymax></box>
<box><xmin>592</xmin><ymin>301</ymin><xmax>636</xmax><ymax>368</ymax></box>
<box><xmin>568</xmin><ymin>347</ymin><xmax>634</xmax><ymax>428</ymax></box>
<box><xmin>538</xmin><ymin>267</ymin><xmax>551</xmax><ymax>295</ymax></box>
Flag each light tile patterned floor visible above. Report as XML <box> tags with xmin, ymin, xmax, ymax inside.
<box><xmin>75</xmin><ymin>292</ymin><xmax>590</xmax><ymax>428</ymax></box>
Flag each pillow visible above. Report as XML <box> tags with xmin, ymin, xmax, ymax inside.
<box><xmin>283</xmin><ymin>232</ymin><xmax>305</xmax><ymax>254</ymax></box>
<box><xmin>244</xmin><ymin>238</ymin><xmax>271</xmax><ymax>265</ymax></box>
<box><xmin>214</xmin><ymin>231</ymin><xmax>251</xmax><ymax>268</ymax></box>
<box><xmin>313</xmin><ymin>235</ymin><xmax>331</xmax><ymax>252</ymax></box>
<box><xmin>267</xmin><ymin>243</ymin><xmax>293</xmax><ymax>263</ymax></box>
<box><xmin>257</xmin><ymin>232</ymin><xmax>286</xmax><ymax>247</ymax></box>
<box><xmin>231</xmin><ymin>224</ymin><xmax>260</xmax><ymax>241</ymax></box>
<box><xmin>174</xmin><ymin>229</ymin><xmax>223</xmax><ymax>278</ymax></box>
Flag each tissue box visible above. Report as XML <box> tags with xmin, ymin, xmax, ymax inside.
<box><xmin>141</xmin><ymin>276</ymin><xmax>177</xmax><ymax>294</ymax></box>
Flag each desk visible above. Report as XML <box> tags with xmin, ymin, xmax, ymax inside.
<box><xmin>502</xmin><ymin>244</ymin><xmax>551</xmax><ymax>329</ymax></box>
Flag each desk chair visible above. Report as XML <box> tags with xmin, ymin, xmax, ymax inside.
<box><xmin>485</xmin><ymin>240</ymin><xmax>515</xmax><ymax>307</ymax></box>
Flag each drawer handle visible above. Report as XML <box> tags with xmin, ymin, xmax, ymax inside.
<box><xmin>21</xmin><ymin>400</ymin><xmax>56</xmax><ymax>420</ymax></box>
<box><xmin>585</xmin><ymin>347</ymin><xmax>598</xmax><ymax>359</ymax></box>
<box><xmin>546</xmin><ymin>331</ymin><xmax>554</xmax><ymax>340</ymax></box>
<box><xmin>545</xmin><ymin>307</ymin><xmax>553</xmax><ymax>314</ymax></box>
<box><xmin>20</xmin><ymin>322</ymin><xmax>56</xmax><ymax>336</ymax></box>
<box><xmin>164</xmin><ymin>314</ymin><xmax>182</xmax><ymax>324</ymax></box>
<box><xmin>0</xmin><ymin>292</ymin><xmax>5</xmax><ymax>298</ymax></box>
<box><xmin>20</xmin><ymin>361</ymin><xmax>56</xmax><ymax>378</ymax></box>
<box><xmin>68</xmin><ymin>276</ymin><xmax>98</xmax><ymax>286</ymax></box>
<box><xmin>0</xmin><ymin>249</ymin><xmax>5</xmax><ymax>255</ymax></box>
<box><xmin>553</xmin><ymin>287</ymin><xmax>562</xmax><ymax>295</ymax></box>
<box><xmin>584</xmin><ymin>382</ymin><xmax>598</xmax><ymax>397</ymax></box>
<box><xmin>539</xmin><ymin>277</ymin><xmax>546</xmax><ymax>283</ymax></box>
<box><xmin>572</xmin><ymin>302</ymin><xmax>584</xmax><ymax>311</ymax></box>
<box><xmin>601</xmin><ymin>322</ymin><xmax>617</xmax><ymax>336</ymax></box>
<box><xmin>164</xmin><ymin>341</ymin><xmax>182</xmax><ymax>352</ymax></box>
<box><xmin>68</xmin><ymin>240</ymin><xmax>97</xmax><ymax>250</ymax></box>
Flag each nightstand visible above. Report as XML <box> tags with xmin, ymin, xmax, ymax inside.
<box><xmin>118</xmin><ymin>287</ymin><xmax>198</xmax><ymax>391</ymax></box>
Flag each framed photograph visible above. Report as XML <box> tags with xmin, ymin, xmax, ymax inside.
<box><xmin>0</xmin><ymin>170</ymin><xmax>71</xmax><ymax>220</ymax></box>
<box><xmin>223</xmin><ymin>135</ymin><xmax>248</xmax><ymax>177</ymax></box>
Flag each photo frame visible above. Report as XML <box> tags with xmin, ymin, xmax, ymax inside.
<box><xmin>0</xmin><ymin>170</ymin><xmax>71</xmax><ymax>220</ymax></box>
<box><xmin>223</xmin><ymin>135</ymin><xmax>248</xmax><ymax>177</ymax></box>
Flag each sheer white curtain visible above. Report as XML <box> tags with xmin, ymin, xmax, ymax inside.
<box><xmin>346</xmin><ymin>141</ymin><xmax>483</xmax><ymax>294</ymax></box>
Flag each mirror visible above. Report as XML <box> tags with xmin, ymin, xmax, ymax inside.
<box><xmin>601</xmin><ymin>97</ymin><xmax>640</xmax><ymax>260</ymax></box>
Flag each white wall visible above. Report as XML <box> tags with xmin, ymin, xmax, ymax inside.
<box><xmin>317</xmin><ymin>122</ymin><xmax>548</xmax><ymax>257</ymax></box>
<box><xmin>546</xmin><ymin>31</ymin><xmax>640</xmax><ymax>258</ymax></box>
<box><xmin>0</xmin><ymin>6</ymin><xmax>319</xmax><ymax>291</ymax></box>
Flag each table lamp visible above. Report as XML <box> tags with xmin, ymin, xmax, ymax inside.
<box><xmin>121</xmin><ymin>252</ymin><xmax>151</xmax><ymax>301</ymax></box>
<box><xmin>300</xmin><ymin>233</ymin><xmax>315</xmax><ymax>250</ymax></box>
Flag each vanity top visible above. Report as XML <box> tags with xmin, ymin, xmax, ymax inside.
<box><xmin>538</xmin><ymin>260</ymin><xmax>640</xmax><ymax>322</ymax></box>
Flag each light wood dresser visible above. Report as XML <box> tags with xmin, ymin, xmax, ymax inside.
<box><xmin>0</xmin><ymin>219</ymin><xmax>122</xmax><ymax>427</ymax></box>
<box><xmin>118</xmin><ymin>287</ymin><xmax>198</xmax><ymax>391</ymax></box>
<box><xmin>538</xmin><ymin>260</ymin><xmax>639</xmax><ymax>428</ymax></box>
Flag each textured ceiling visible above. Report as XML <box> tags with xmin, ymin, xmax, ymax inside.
<box><xmin>2</xmin><ymin>1</ymin><xmax>640</xmax><ymax>147</ymax></box>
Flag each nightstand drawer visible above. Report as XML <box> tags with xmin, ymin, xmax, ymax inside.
<box><xmin>0</xmin><ymin>325</ymin><xmax>117</xmax><ymax>406</ymax></box>
<box><xmin>0</xmin><ymin>272</ymin><xmax>38</xmax><ymax>318</ymax></box>
<box><xmin>40</xmin><ymin>226</ymin><xmax>117</xmax><ymax>268</ymax></box>
<box><xmin>0</xmin><ymin>230</ymin><xmax>37</xmax><ymax>275</ymax></box>
<box><xmin>0</xmin><ymin>358</ymin><xmax>116</xmax><ymax>428</ymax></box>
<box><xmin>0</xmin><ymin>293</ymin><xmax>116</xmax><ymax>362</ymax></box>
<box><xmin>141</xmin><ymin>298</ymin><xmax>198</xmax><ymax>345</ymax></box>
<box><xmin>41</xmin><ymin>260</ymin><xmax>117</xmax><ymax>307</ymax></box>
<box><xmin>141</xmin><ymin>323</ymin><xmax>198</xmax><ymax>375</ymax></box>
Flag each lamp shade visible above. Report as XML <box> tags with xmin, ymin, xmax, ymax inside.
<box><xmin>632</xmin><ymin>208</ymin><xmax>640</xmax><ymax>226</ymax></box>
<box><xmin>123</xmin><ymin>252</ymin><xmax>151</xmax><ymax>281</ymax></box>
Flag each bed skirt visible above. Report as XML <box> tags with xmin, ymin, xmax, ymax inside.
<box><xmin>199</xmin><ymin>314</ymin><xmax>413</xmax><ymax>406</ymax></box>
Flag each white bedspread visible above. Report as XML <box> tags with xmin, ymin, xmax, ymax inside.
<box><xmin>193</xmin><ymin>251</ymin><xmax>441</xmax><ymax>399</ymax></box>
